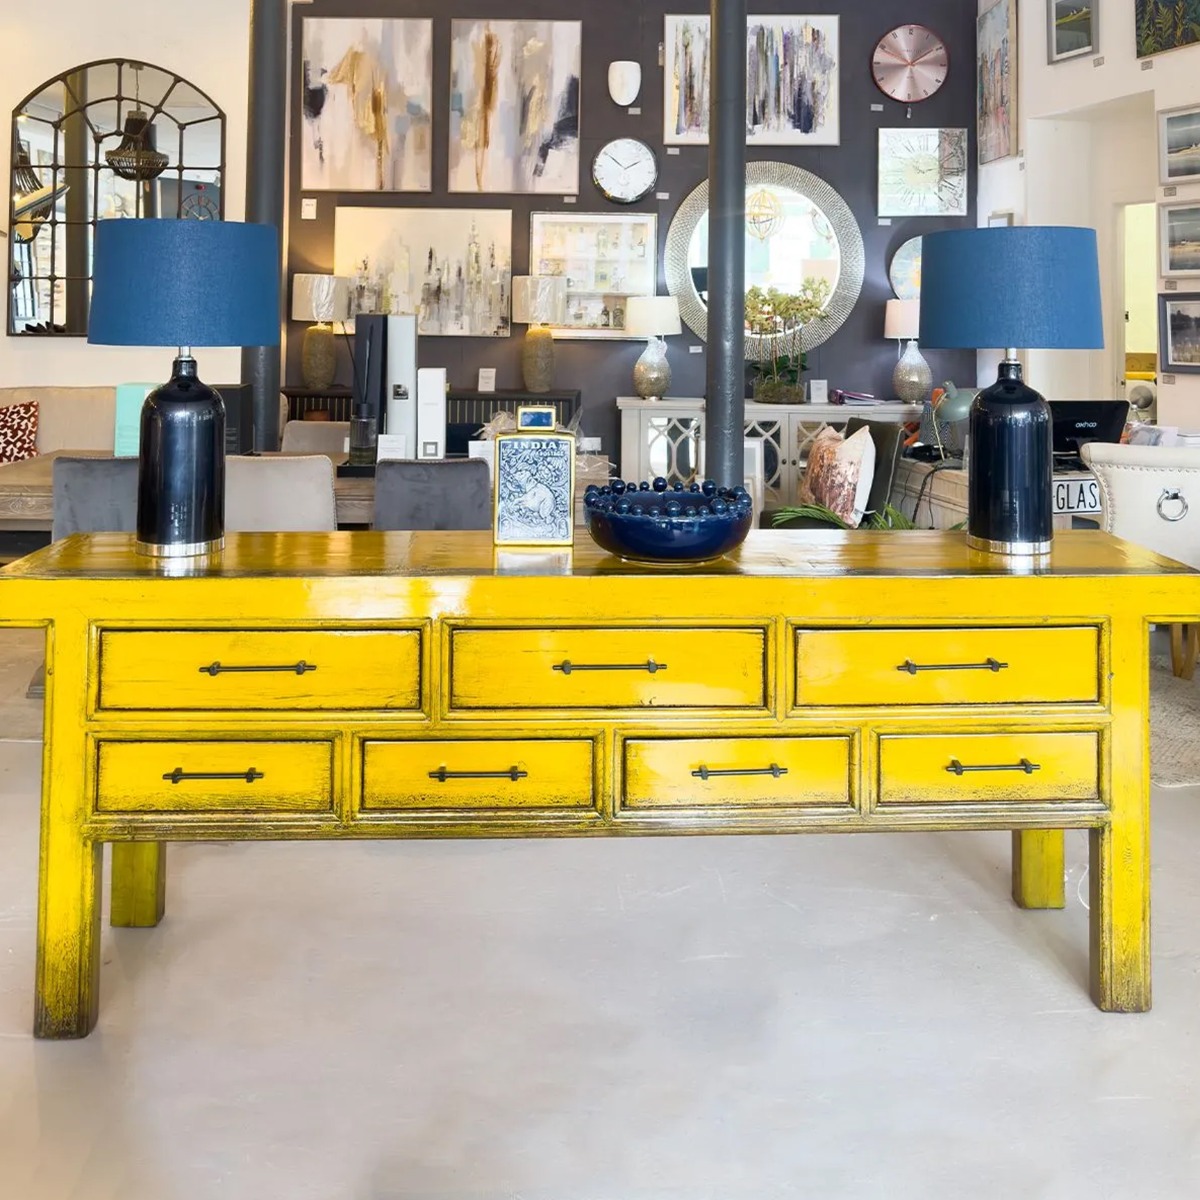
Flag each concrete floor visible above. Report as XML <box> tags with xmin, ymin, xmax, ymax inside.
<box><xmin>1</xmin><ymin>656</ymin><xmax>1200</xmax><ymax>1196</ymax></box>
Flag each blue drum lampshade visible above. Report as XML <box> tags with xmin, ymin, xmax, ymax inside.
<box><xmin>89</xmin><ymin>219</ymin><xmax>280</xmax><ymax>557</ymax></box>
<box><xmin>920</xmin><ymin>226</ymin><xmax>1103</xmax><ymax>556</ymax></box>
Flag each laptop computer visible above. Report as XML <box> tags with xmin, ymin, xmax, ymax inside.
<box><xmin>1050</xmin><ymin>400</ymin><xmax>1129</xmax><ymax>470</ymax></box>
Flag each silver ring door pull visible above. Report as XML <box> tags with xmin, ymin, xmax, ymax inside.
<box><xmin>1157</xmin><ymin>488</ymin><xmax>1189</xmax><ymax>523</ymax></box>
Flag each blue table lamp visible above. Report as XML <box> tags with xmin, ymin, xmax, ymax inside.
<box><xmin>920</xmin><ymin>226</ymin><xmax>1103</xmax><ymax>556</ymax></box>
<box><xmin>89</xmin><ymin>220</ymin><xmax>280</xmax><ymax>557</ymax></box>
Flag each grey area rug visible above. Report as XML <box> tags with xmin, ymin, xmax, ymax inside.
<box><xmin>0</xmin><ymin>629</ymin><xmax>1196</xmax><ymax>788</ymax></box>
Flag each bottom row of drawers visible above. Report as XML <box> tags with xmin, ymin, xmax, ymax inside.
<box><xmin>93</xmin><ymin>732</ymin><xmax>1102</xmax><ymax>816</ymax></box>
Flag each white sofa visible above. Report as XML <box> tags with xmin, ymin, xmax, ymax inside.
<box><xmin>0</xmin><ymin>386</ymin><xmax>117</xmax><ymax>453</ymax></box>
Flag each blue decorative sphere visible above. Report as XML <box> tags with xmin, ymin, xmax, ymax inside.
<box><xmin>652</xmin><ymin>477</ymin><xmax>668</xmax><ymax>493</ymax></box>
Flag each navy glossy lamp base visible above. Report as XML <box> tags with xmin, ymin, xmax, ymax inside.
<box><xmin>967</xmin><ymin>359</ymin><xmax>1052</xmax><ymax>557</ymax></box>
<box><xmin>136</xmin><ymin>356</ymin><xmax>225</xmax><ymax>558</ymax></box>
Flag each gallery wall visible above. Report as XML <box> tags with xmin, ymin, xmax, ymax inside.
<box><xmin>287</xmin><ymin>0</ymin><xmax>980</xmax><ymax>456</ymax></box>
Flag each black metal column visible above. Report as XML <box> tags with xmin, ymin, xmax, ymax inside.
<box><xmin>705</xmin><ymin>0</ymin><xmax>746</xmax><ymax>489</ymax></box>
<box><xmin>242</xmin><ymin>0</ymin><xmax>287</xmax><ymax>450</ymax></box>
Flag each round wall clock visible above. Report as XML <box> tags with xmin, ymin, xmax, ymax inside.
<box><xmin>888</xmin><ymin>235</ymin><xmax>923</xmax><ymax>299</ymax></box>
<box><xmin>872</xmin><ymin>25</ymin><xmax>949</xmax><ymax>105</ymax></box>
<box><xmin>592</xmin><ymin>138</ymin><xmax>658</xmax><ymax>205</ymax></box>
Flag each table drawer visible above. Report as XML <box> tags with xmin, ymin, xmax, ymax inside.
<box><xmin>362</xmin><ymin>739</ymin><xmax>596</xmax><ymax>811</ymax></box>
<box><xmin>796</xmin><ymin>626</ymin><xmax>1099</xmax><ymax>707</ymax></box>
<box><xmin>449</xmin><ymin>627</ymin><xmax>766</xmax><ymax>711</ymax></box>
<box><xmin>622</xmin><ymin>736</ymin><xmax>852</xmax><ymax>811</ymax></box>
<box><xmin>96</xmin><ymin>740</ymin><xmax>333</xmax><ymax>813</ymax></box>
<box><xmin>97</xmin><ymin>629</ymin><xmax>421</xmax><ymax>711</ymax></box>
<box><xmin>877</xmin><ymin>732</ymin><xmax>1100</xmax><ymax>806</ymax></box>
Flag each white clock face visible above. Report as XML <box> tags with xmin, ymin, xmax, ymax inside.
<box><xmin>592</xmin><ymin>138</ymin><xmax>658</xmax><ymax>204</ymax></box>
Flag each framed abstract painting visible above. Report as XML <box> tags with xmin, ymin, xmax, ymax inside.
<box><xmin>978</xmin><ymin>0</ymin><xmax>1017</xmax><ymax>164</ymax></box>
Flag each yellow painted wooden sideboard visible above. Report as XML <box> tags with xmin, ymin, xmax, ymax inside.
<box><xmin>0</xmin><ymin>529</ymin><xmax>1196</xmax><ymax>1038</ymax></box>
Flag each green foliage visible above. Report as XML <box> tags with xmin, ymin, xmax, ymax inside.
<box><xmin>1137</xmin><ymin>0</ymin><xmax>1200</xmax><ymax>54</ymax></box>
<box><xmin>744</xmin><ymin>281</ymin><xmax>831</xmax><ymax>388</ymax></box>
<box><xmin>771</xmin><ymin>502</ymin><xmax>918</xmax><ymax>531</ymax></box>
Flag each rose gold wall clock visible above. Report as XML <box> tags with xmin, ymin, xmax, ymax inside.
<box><xmin>872</xmin><ymin>25</ymin><xmax>949</xmax><ymax>105</ymax></box>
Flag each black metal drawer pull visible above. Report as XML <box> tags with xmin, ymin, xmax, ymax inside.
<box><xmin>427</xmin><ymin>766</ymin><xmax>528</xmax><ymax>783</ymax></box>
<box><xmin>163</xmin><ymin>767</ymin><xmax>264</xmax><ymax>784</ymax></box>
<box><xmin>898</xmin><ymin>657</ymin><xmax>1008</xmax><ymax>675</ymax></box>
<box><xmin>946</xmin><ymin>758</ymin><xmax>1039</xmax><ymax>776</ymax></box>
<box><xmin>553</xmin><ymin>659</ymin><xmax>666</xmax><ymax>675</ymax></box>
<box><xmin>692</xmin><ymin>763</ymin><xmax>788</xmax><ymax>780</ymax></box>
<box><xmin>199</xmin><ymin>661</ymin><xmax>317</xmax><ymax>676</ymax></box>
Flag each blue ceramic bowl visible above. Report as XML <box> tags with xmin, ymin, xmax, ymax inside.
<box><xmin>583</xmin><ymin>479</ymin><xmax>754</xmax><ymax>564</ymax></box>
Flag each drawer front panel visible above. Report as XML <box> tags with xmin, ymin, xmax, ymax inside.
<box><xmin>98</xmin><ymin>629</ymin><xmax>421</xmax><ymax>711</ymax></box>
<box><xmin>878</xmin><ymin>732</ymin><xmax>1100</xmax><ymax>806</ymax></box>
<box><xmin>450</xmin><ymin>627</ymin><xmax>766</xmax><ymax>710</ymax></box>
<box><xmin>363</xmin><ymin>739</ymin><xmax>596</xmax><ymax>811</ymax></box>
<box><xmin>623</xmin><ymin>736</ymin><xmax>852</xmax><ymax>811</ymax></box>
<box><xmin>796</xmin><ymin>627</ymin><xmax>1099</xmax><ymax>707</ymax></box>
<box><xmin>96</xmin><ymin>740</ymin><xmax>333</xmax><ymax>813</ymax></box>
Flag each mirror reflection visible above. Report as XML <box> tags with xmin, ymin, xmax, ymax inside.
<box><xmin>9</xmin><ymin>59</ymin><xmax>225</xmax><ymax>336</ymax></box>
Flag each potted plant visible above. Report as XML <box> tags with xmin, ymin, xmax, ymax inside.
<box><xmin>744</xmin><ymin>279</ymin><xmax>831</xmax><ymax>404</ymax></box>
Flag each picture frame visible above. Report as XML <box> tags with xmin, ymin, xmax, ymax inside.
<box><xmin>517</xmin><ymin>406</ymin><xmax>556</xmax><ymax>431</ymax></box>
<box><xmin>493</xmin><ymin>432</ymin><xmax>576</xmax><ymax>546</ymax></box>
<box><xmin>1158</xmin><ymin>104</ymin><xmax>1200</xmax><ymax>185</ymax></box>
<box><xmin>1159</xmin><ymin>293</ymin><xmax>1200</xmax><ymax>374</ymax></box>
<box><xmin>978</xmin><ymin>0</ymin><xmax>1017</xmax><ymax>164</ymax></box>
<box><xmin>529</xmin><ymin>211</ymin><xmax>658</xmax><ymax>340</ymax></box>
<box><xmin>987</xmin><ymin>210</ymin><xmax>1015</xmax><ymax>228</ymax></box>
<box><xmin>1159</xmin><ymin>202</ymin><xmax>1200</xmax><ymax>278</ymax></box>
<box><xmin>877</xmin><ymin>128</ymin><xmax>968</xmax><ymax>217</ymax></box>
<box><xmin>1047</xmin><ymin>1</ymin><xmax>1096</xmax><ymax>64</ymax></box>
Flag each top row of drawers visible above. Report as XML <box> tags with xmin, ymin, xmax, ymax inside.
<box><xmin>93</xmin><ymin>624</ymin><xmax>1102</xmax><ymax>713</ymax></box>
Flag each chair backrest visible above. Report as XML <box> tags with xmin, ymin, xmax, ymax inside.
<box><xmin>280</xmin><ymin>420</ymin><xmax>351</xmax><ymax>456</ymax></box>
<box><xmin>373</xmin><ymin>459</ymin><xmax>492</xmax><ymax>531</ymax></box>
<box><xmin>845</xmin><ymin>417</ymin><xmax>906</xmax><ymax>517</ymax></box>
<box><xmin>225</xmin><ymin>455</ymin><xmax>338</xmax><ymax>532</ymax></box>
<box><xmin>52</xmin><ymin>456</ymin><xmax>139</xmax><ymax>540</ymax></box>
<box><xmin>1081</xmin><ymin>442</ymin><xmax>1200</xmax><ymax>569</ymax></box>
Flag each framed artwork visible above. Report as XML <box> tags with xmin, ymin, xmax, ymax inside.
<box><xmin>1048</xmin><ymin>1</ymin><xmax>1096</xmax><ymax>63</ymax></box>
<box><xmin>878</xmin><ymin>128</ymin><xmax>968</xmax><ymax>217</ymax></box>
<box><xmin>888</xmin><ymin>236</ymin><xmax>922</xmax><ymax>299</ymax></box>
<box><xmin>1159</xmin><ymin>203</ymin><xmax>1200</xmax><ymax>277</ymax></box>
<box><xmin>494</xmin><ymin>433</ymin><xmax>576</xmax><ymax>546</ymax></box>
<box><xmin>663</xmin><ymin>14</ymin><xmax>839</xmax><ymax>146</ymax></box>
<box><xmin>300</xmin><ymin>19</ymin><xmax>432</xmax><ymax>192</ymax></box>
<box><xmin>1159</xmin><ymin>105</ymin><xmax>1200</xmax><ymax>185</ymax></box>
<box><xmin>1159</xmin><ymin>293</ymin><xmax>1200</xmax><ymax>373</ymax></box>
<box><xmin>529</xmin><ymin>211</ymin><xmax>658</xmax><ymax>339</ymax></box>
<box><xmin>448</xmin><ymin>20</ymin><xmax>581</xmax><ymax>194</ymax></box>
<box><xmin>988</xmin><ymin>210</ymin><xmax>1015</xmax><ymax>227</ymax></box>
<box><xmin>978</xmin><ymin>0</ymin><xmax>1017</xmax><ymax>164</ymax></box>
<box><xmin>333</xmin><ymin>206</ymin><xmax>512</xmax><ymax>337</ymax></box>
<box><xmin>1137</xmin><ymin>0</ymin><xmax>1200</xmax><ymax>58</ymax></box>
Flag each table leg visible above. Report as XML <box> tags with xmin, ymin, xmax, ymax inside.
<box><xmin>110</xmin><ymin>843</ymin><xmax>167</xmax><ymax>928</ymax></box>
<box><xmin>1011</xmin><ymin>830</ymin><xmax>1065</xmax><ymax>909</ymax></box>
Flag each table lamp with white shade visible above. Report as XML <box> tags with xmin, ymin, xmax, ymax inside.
<box><xmin>511</xmin><ymin>275</ymin><xmax>567</xmax><ymax>393</ymax></box>
<box><xmin>884</xmin><ymin>298</ymin><xmax>932</xmax><ymax>405</ymax></box>
<box><xmin>292</xmin><ymin>273</ymin><xmax>352</xmax><ymax>390</ymax></box>
<box><xmin>625</xmin><ymin>295</ymin><xmax>682</xmax><ymax>401</ymax></box>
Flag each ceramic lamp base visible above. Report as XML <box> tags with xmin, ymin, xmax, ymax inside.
<box><xmin>522</xmin><ymin>325</ymin><xmax>555</xmax><ymax>393</ymax></box>
<box><xmin>301</xmin><ymin>323</ymin><xmax>337</xmax><ymax>390</ymax></box>
<box><xmin>893</xmin><ymin>339</ymin><xmax>932</xmax><ymax>405</ymax></box>
<box><xmin>634</xmin><ymin>337</ymin><xmax>672</xmax><ymax>400</ymax></box>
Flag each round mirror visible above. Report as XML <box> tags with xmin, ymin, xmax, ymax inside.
<box><xmin>665</xmin><ymin>162</ymin><xmax>864</xmax><ymax>360</ymax></box>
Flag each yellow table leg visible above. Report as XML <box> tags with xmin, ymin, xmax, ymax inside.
<box><xmin>1011</xmin><ymin>830</ymin><xmax>1065</xmax><ymax>909</ymax></box>
<box><xmin>110</xmin><ymin>843</ymin><xmax>167</xmax><ymax>928</ymax></box>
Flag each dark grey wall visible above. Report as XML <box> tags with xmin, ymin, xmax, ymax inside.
<box><xmin>287</xmin><ymin>0</ymin><xmax>977</xmax><ymax>458</ymax></box>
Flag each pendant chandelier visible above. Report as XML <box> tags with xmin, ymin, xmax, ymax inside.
<box><xmin>104</xmin><ymin>64</ymin><xmax>168</xmax><ymax>182</ymax></box>
<box><xmin>745</xmin><ymin>187</ymin><xmax>785</xmax><ymax>242</ymax></box>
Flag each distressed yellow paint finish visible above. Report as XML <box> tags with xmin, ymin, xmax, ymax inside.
<box><xmin>98</xmin><ymin>628</ymin><xmax>421</xmax><ymax>711</ymax></box>
<box><xmin>363</xmin><ymin>738</ymin><xmax>595</xmax><ymax>811</ymax></box>
<box><xmin>0</xmin><ymin>528</ymin><xmax>1195</xmax><ymax>1035</ymax></box>
<box><xmin>110</xmin><ymin>843</ymin><xmax>167</xmax><ymax>927</ymax></box>
<box><xmin>622</xmin><ymin>736</ymin><xmax>852</xmax><ymax>811</ymax></box>
<box><xmin>796</xmin><ymin>626</ymin><xmax>1101</xmax><ymax>708</ymax></box>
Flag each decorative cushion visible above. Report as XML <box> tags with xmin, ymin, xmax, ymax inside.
<box><xmin>798</xmin><ymin>425</ymin><xmax>876</xmax><ymax>528</ymax></box>
<box><xmin>0</xmin><ymin>400</ymin><xmax>38</xmax><ymax>464</ymax></box>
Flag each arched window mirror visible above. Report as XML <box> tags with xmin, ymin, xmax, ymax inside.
<box><xmin>8</xmin><ymin>59</ymin><xmax>225</xmax><ymax>336</ymax></box>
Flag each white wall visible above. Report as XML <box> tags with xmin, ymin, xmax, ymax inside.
<box><xmin>0</xmin><ymin>0</ymin><xmax>251</xmax><ymax>387</ymax></box>
<box><xmin>1125</xmin><ymin>202</ymin><xmax>1158</xmax><ymax>354</ymax></box>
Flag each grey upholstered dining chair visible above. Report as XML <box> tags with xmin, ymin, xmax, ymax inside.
<box><xmin>372</xmin><ymin>459</ymin><xmax>492</xmax><ymax>531</ymax></box>
<box><xmin>279</xmin><ymin>420</ymin><xmax>351</xmax><ymax>456</ymax></box>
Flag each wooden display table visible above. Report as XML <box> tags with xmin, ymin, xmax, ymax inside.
<box><xmin>0</xmin><ymin>529</ymin><xmax>1195</xmax><ymax>1037</ymax></box>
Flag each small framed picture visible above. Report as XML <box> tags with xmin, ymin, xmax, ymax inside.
<box><xmin>987</xmin><ymin>210</ymin><xmax>1015</xmax><ymax>228</ymax></box>
<box><xmin>1159</xmin><ymin>104</ymin><xmax>1200</xmax><ymax>185</ymax></box>
<box><xmin>494</xmin><ymin>432</ymin><xmax>576</xmax><ymax>546</ymax></box>
<box><xmin>1159</xmin><ymin>203</ymin><xmax>1200</xmax><ymax>277</ymax></box>
<box><xmin>516</xmin><ymin>405</ymin><xmax>556</xmax><ymax>431</ymax></box>
<box><xmin>477</xmin><ymin>367</ymin><xmax>497</xmax><ymax>392</ymax></box>
<box><xmin>1159</xmin><ymin>293</ymin><xmax>1200</xmax><ymax>373</ymax></box>
<box><xmin>1047</xmin><ymin>0</ymin><xmax>1096</xmax><ymax>64</ymax></box>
